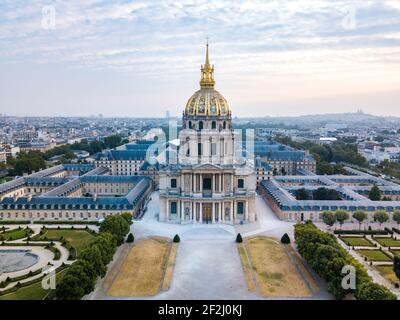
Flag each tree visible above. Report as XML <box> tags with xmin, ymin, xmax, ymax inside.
<box><xmin>355</xmin><ymin>281</ymin><xmax>397</xmax><ymax>300</ymax></box>
<box><xmin>294</xmin><ymin>188</ymin><xmax>309</xmax><ymax>200</ymax></box>
<box><xmin>335</xmin><ymin>210</ymin><xmax>349</xmax><ymax>229</ymax></box>
<box><xmin>236</xmin><ymin>233</ymin><xmax>243</xmax><ymax>243</ymax></box>
<box><xmin>120</xmin><ymin>212</ymin><xmax>133</xmax><ymax>225</ymax></box>
<box><xmin>321</xmin><ymin>211</ymin><xmax>336</xmax><ymax>229</ymax></box>
<box><xmin>369</xmin><ymin>185</ymin><xmax>381</xmax><ymax>201</ymax></box>
<box><xmin>352</xmin><ymin>211</ymin><xmax>367</xmax><ymax>230</ymax></box>
<box><xmin>99</xmin><ymin>215</ymin><xmax>130</xmax><ymax>245</ymax></box>
<box><xmin>127</xmin><ymin>233</ymin><xmax>134</xmax><ymax>243</ymax></box>
<box><xmin>80</xmin><ymin>245</ymin><xmax>107</xmax><ymax>278</ymax></box>
<box><xmin>394</xmin><ymin>256</ymin><xmax>400</xmax><ymax>281</ymax></box>
<box><xmin>281</xmin><ymin>233</ymin><xmax>290</xmax><ymax>244</ymax></box>
<box><xmin>393</xmin><ymin>210</ymin><xmax>400</xmax><ymax>225</ymax></box>
<box><xmin>373</xmin><ymin>211</ymin><xmax>389</xmax><ymax>229</ymax></box>
<box><xmin>316</xmin><ymin>161</ymin><xmax>334</xmax><ymax>175</ymax></box>
<box><xmin>173</xmin><ymin>234</ymin><xmax>180</xmax><ymax>243</ymax></box>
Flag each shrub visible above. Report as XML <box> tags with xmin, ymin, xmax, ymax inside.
<box><xmin>281</xmin><ymin>233</ymin><xmax>291</xmax><ymax>244</ymax></box>
<box><xmin>127</xmin><ymin>233</ymin><xmax>134</xmax><ymax>243</ymax></box>
<box><xmin>173</xmin><ymin>234</ymin><xmax>180</xmax><ymax>243</ymax></box>
<box><xmin>236</xmin><ymin>233</ymin><xmax>243</xmax><ymax>243</ymax></box>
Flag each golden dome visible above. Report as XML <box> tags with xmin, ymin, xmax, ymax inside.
<box><xmin>185</xmin><ymin>88</ymin><xmax>229</xmax><ymax>116</ymax></box>
<box><xmin>184</xmin><ymin>42</ymin><xmax>230</xmax><ymax>117</ymax></box>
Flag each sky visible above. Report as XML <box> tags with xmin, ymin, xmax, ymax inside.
<box><xmin>0</xmin><ymin>0</ymin><xmax>400</xmax><ymax>118</ymax></box>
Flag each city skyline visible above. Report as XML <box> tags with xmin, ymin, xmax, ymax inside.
<box><xmin>1</xmin><ymin>1</ymin><xmax>400</xmax><ymax>117</ymax></box>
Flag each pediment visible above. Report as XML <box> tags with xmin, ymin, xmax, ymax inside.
<box><xmin>193</xmin><ymin>163</ymin><xmax>222</xmax><ymax>171</ymax></box>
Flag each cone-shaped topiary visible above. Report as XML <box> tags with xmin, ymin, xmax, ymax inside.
<box><xmin>173</xmin><ymin>234</ymin><xmax>180</xmax><ymax>243</ymax></box>
<box><xmin>127</xmin><ymin>233</ymin><xmax>134</xmax><ymax>243</ymax></box>
<box><xmin>281</xmin><ymin>233</ymin><xmax>291</xmax><ymax>244</ymax></box>
<box><xmin>236</xmin><ymin>233</ymin><xmax>243</xmax><ymax>243</ymax></box>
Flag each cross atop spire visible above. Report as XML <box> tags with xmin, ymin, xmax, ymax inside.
<box><xmin>200</xmin><ymin>40</ymin><xmax>215</xmax><ymax>89</ymax></box>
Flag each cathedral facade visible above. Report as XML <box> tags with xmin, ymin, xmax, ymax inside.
<box><xmin>159</xmin><ymin>44</ymin><xmax>256</xmax><ymax>224</ymax></box>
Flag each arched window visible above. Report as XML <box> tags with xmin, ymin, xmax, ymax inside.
<box><xmin>223</xmin><ymin>121</ymin><xmax>226</xmax><ymax>129</ymax></box>
<box><xmin>211</xmin><ymin>121</ymin><xmax>216</xmax><ymax>129</ymax></box>
<box><xmin>199</xmin><ymin>121</ymin><xmax>203</xmax><ymax>130</ymax></box>
<box><xmin>188</xmin><ymin>121</ymin><xmax>192</xmax><ymax>129</ymax></box>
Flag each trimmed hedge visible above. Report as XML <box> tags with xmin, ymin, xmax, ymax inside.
<box><xmin>393</xmin><ymin>227</ymin><xmax>400</xmax><ymax>235</ymax></box>
<box><xmin>334</xmin><ymin>230</ymin><xmax>388</xmax><ymax>235</ymax></box>
<box><xmin>0</xmin><ymin>220</ymin><xmax>30</xmax><ymax>225</ymax></box>
<box><xmin>0</xmin><ymin>269</ymin><xmax>42</xmax><ymax>288</ymax></box>
<box><xmin>33</xmin><ymin>220</ymin><xmax>100</xmax><ymax>226</ymax></box>
<box><xmin>384</xmin><ymin>227</ymin><xmax>394</xmax><ymax>235</ymax></box>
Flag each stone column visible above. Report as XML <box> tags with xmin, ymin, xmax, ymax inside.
<box><xmin>199</xmin><ymin>202</ymin><xmax>203</xmax><ymax>223</ymax></box>
<box><xmin>233</xmin><ymin>200</ymin><xmax>236</xmax><ymax>221</ymax></box>
<box><xmin>200</xmin><ymin>174</ymin><xmax>203</xmax><ymax>193</ymax></box>
<box><xmin>231</xmin><ymin>174</ymin><xmax>234</xmax><ymax>193</ymax></box>
<box><xmin>230</xmin><ymin>201</ymin><xmax>233</xmax><ymax>222</ymax></box>
<box><xmin>212</xmin><ymin>174</ymin><xmax>216</xmax><ymax>192</ymax></box>
<box><xmin>181</xmin><ymin>201</ymin><xmax>185</xmax><ymax>222</ymax></box>
<box><xmin>219</xmin><ymin>202</ymin><xmax>222</xmax><ymax>222</ymax></box>
<box><xmin>219</xmin><ymin>174</ymin><xmax>222</xmax><ymax>192</ymax></box>
<box><xmin>212</xmin><ymin>202</ymin><xmax>215</xmax><ymax>223</ymax></box>
<box><xmin>244</xmin><ymin>200</ymin><xmax>248</xmax><ymax>221</ymax></box>
<box><xmin>166</xmin><ymin>200</ymin><xmax>170</xmax><ymax>221</ymax></box>
<box><xmin>194</xmin><ymin>174</ymin><xmax>197</xmax><ymax>192</ymax></box>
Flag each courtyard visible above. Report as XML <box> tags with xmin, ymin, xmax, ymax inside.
<box><xmin>89</xmin><ymin>192</ymin><xmax>331</xmax><ymax>300</ymax></box>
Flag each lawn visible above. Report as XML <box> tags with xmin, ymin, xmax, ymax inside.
<box><xmin>356</xmin><ymin>249</ymin><xmax>392</xmax><ymax>262</ymax></box>
<box><xmin>375</xmin><ymin>265</ymin><xmax>400</xmax><ymax>286</ymax></box>
<box><xmin>340</xmin><ymin>237</ymin><xmax>374</xmax><ymax>247</ymax></box>
<box><xmin>0</xmin><ymin>268</ymin><xmax>68</xmax><ymax>300</ymax></box>
<box><xmin>243</xmin><ymin>236</ymin><xmax>311</xmax><ymax>297</ymax></box>
<box><xmin>34</xmin><ymin>229</ymin><xmax>95</xmax><ymax>256</ymax></box>
<box><xmin>0</xmin><ymin>228</ymin><xmax>33</xmax><ymax>241</ymax></box>
<box><xmin>374</xmin><ymin>237</ymin><xmax>400</xmax><ymax>247</ymax></box>
<box><xmin>108</xmin><ymin>237</ymin><xmax>171</xmax><ymax>296</ymax></box>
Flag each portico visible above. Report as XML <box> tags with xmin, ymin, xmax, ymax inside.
<box><xmin>164</xmin><ymin>197</ymin><xmax>250</xmax><ymax>224</ymax></box>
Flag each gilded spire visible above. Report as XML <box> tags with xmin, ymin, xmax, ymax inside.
<box><xmin>200</xmin><ymin>40</ymin><xmax>215</xmax><ymax>88</ymax></box>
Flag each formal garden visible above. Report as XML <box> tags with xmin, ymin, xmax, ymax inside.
<box><xmin>0</xmin><ymin>212</ymin><xmax>135</xmax><ymax>300</ymax></box>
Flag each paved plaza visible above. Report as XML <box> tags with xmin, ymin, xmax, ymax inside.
<box><xmin>89</xmin><ymin>191</ymin><xmax>332</xmax><ymax>300</ymax></box>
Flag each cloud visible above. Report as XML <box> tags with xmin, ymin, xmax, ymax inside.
<box><xmin>0</xmin><ymin>0</ymin><xmax>400</xmax><ymax>116</ymax></box>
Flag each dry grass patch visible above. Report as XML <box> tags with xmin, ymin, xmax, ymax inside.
<box><xmin>244</xmin><ymin>236</ymin><xmax>311</xmax><ymax>297</ymax></box>
<box><xmin>108</xmin><ymin>237</ymin><xmax>170</xmax><ymax>296</ymax></box>
<box><xmin>237</xmin><ymin>244</ymin><xmax>257</xmax><ymax>292</ymax></box>
<box><xmin>161</xmin><ymin>243</ymin><xmax>178</xmax><ymax>291</ymax></box>
<box><xmin>286</xmin><ymin>245</ymin><xmax>319</xmax><ymax>294</ymax></box>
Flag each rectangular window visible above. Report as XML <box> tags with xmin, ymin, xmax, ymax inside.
<box><xmin>170</xmin><ymin>201</ymin><xmax>177</xmax><ymax>214</ymax></box>
<box><xmin>237</xmin><ymin>202</ymin><xmax>244</xmax><ymax>214</ymax></box>
<box><xmin>198</xmin><ymin>143</ymin><xmax>202</xmax><ymax>156</ymax></box>
<box><xmin>171</xmin><ymin>178</ymin><xmax>177</xmax><ymax>188</ymax></box>
<box><xmin>238</xmin><ymin>179</ymin><xmax>244</xmax><ymax>189</ymax></box>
